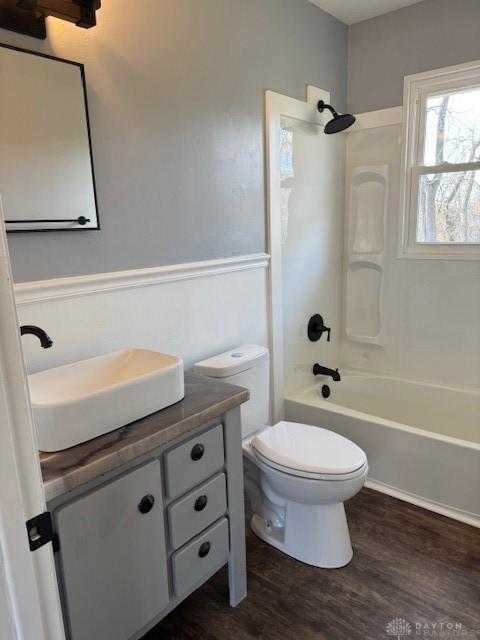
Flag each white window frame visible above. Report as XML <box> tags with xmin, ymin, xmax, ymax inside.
<box><xmin>399</xmin><ymin>59</ymin><xmax>480</xmax><ymax>260</ymax></box>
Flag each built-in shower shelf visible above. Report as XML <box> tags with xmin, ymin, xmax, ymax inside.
<box><xmin>348</xmin><ymin>165</ymin><xmax>388</xmax><ymax>256</ymax></box>
<box><xmin>348</xmin><ymin>254</ymin><xmax>382</xmax><ymax>267</ymax></box>
<box><xmin>345</xmin><ymin>332</ymin><xmax>383</xmax><ymax>345</ymax></box>
<box><xmin>344</xmin><ymin>163</ymin><xmax>388</xmax><ymax>347</ymax></box>
<box><xmin>345</xmin><ymin>261</ymin><xmax>383</xmax><ymax>344</ymax></box>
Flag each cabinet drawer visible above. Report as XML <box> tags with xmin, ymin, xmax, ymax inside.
<box><xmin>172</xmin><ymin>517</ymin><xmax>229</xmax><ymax>597</ymax></box>
<box><xmin>168</xmin><ymin>472</ymin><xmax>227</xmax><ymax>550</ymax></box>
<box><xmin>164</xmin><ymin>424</ymin><xmax>224</xmax><ymax>498</ymax></box>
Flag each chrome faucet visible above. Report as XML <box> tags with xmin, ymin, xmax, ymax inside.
<box><xmin>312</xmin><ymin>363</ymin><xmax>341</xmax><ymax>382</ymax></box>
<box><xmin>20</xmin><ymin>325</ymin><xmax>53</xmax><ymax>349</ymax></box>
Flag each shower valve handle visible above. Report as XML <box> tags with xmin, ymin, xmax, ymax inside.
<box><xmin>308</xmin><ymin>314</ymin><xmax>331</xmax><ymax>342</ymax></box>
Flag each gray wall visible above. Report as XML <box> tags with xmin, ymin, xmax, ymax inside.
<box><xmin>348</xmin><ymin>0</ymin><xmax>480</xmax><ymax>114</ymax></box>
<box><xmin>1</xmin><ymin>0</ymin><xmax>347</xmax><ymax>282</ymax></box>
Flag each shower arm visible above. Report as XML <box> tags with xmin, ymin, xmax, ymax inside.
<box><xmin>317</xmin><ymin>101</ymin><xmax>338</xmax><ymax>117</ymax></box>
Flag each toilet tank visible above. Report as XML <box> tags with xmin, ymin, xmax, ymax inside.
<box><xmin>193</xmin><ymin>345</ymin><xmax>270</xmax><ymax>438</ymax></box>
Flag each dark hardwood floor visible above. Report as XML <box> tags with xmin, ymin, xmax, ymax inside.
<box><xmin>145</xmin><ymin>488</ymin><xmax>480</xmax><ymax>640</ymax></box>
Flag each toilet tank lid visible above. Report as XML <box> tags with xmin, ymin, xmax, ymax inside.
<box><xmin>193</xmin><ymin>344</ymin><xmax>269</xmax><ymax>378</ymax></box>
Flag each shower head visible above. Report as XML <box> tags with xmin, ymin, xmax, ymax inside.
<box><xmin>317</xmin><ymin>100</ymin><xmax>356</xmax><ymax>134</ymax></box>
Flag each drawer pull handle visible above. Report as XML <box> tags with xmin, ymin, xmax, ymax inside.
<box><xmin>191</xmin><ymin>443</ymin><xmax>205</xmax><ymax>461</ymax></box>
<box><xmin>198</xmin><ymin>541</ymin><xmax>211</xmax><ymax>558</ymax></box>
<box><xmin>194</xmin><ymin>495</ymin><xmax>208</xmax><ymax>512</ymax></box>
<box><xmin>138</xmin><ymin>494</ymin><xmax>155</xmax><ymax>514</ymax></box>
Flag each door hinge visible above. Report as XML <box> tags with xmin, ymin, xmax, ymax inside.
<box><xmin>26</xmin><ymin>511</ymin><xmax>59</xmax><ymax>552</ymax></box>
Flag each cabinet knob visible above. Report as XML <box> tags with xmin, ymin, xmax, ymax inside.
<box><xmin>191</xmin><ymin>443</ymin><xmax>205</xmax><ymax>461</ymax></box>
<box><xmin>198</xmin><ymin>541</ymin><xmax>211</xmax><ymax>558</ymax></box>
<box><xmin>138</xmin><ymin>494</ymin><xmax>155</xmax><ymax>514</ymax></box>
<box><xmin>194</xmin><ymin>495</ymin><xmax>208</xmax><ymax>512</ymax></box>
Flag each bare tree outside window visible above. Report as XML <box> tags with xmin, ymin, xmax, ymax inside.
<box><xmin>417</xmin><ymin>88</ymin><xmax>480</xmax><ymax>243</ymax></box>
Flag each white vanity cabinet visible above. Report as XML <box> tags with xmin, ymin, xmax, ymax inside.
<box><xmin>55</xmin><ymin>460</ymin><xmax>169</xmax><ymax>640</ymax></box>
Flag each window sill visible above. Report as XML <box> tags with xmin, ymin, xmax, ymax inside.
<box><xmin>398</xmin><ymin>244</ymin><xmax>480</xmax><ymax>260</ymax></box>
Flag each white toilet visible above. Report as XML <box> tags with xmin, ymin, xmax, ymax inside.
<box><xmin>194</xmin><ymin>345</ymin><xmax>368</xmax><ymax>569</ymax></box>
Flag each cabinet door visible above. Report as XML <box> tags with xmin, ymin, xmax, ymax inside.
<box><xmin>56</xmin><ymin>460</ymin><xmax>169</xmax><ymax>640</ymax></box>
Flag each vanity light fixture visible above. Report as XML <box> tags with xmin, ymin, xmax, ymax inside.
<box><xmin>0</xmin><ymin>0</ymin><xmax>100</xmax><ymax>39</ymax></box>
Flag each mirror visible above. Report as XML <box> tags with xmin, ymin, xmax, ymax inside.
<box><xmin>0</xmin><ymin>44</ymin><xmax>99</xmax><ymax>232</ymax></box>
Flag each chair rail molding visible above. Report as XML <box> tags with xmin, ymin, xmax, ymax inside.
<box><xmin>15</xmin><ymin>253</ymin><xmax>270</xmax><ymax>306</ymax></box>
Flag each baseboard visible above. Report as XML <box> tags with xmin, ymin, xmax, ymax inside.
<box><xmin>14</xmin><ymin>253</ymin><xmax>270</xmax><ymax>305</ymax></box>
<box><xmin>365</xmin><ymin>479</ymin><xmax>480</xmax><ymax>528</ymax></box>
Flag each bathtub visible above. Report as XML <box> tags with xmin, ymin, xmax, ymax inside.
<box><xmin>285</xmin><ymin>372</ymin><xmax>480</xmax><ymax>527</ymax></box>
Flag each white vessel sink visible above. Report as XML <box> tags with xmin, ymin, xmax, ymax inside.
<box><xmin>29</xmin><ymin>349</ymin><xmax>184</xmax><ymax>452</ymax></box>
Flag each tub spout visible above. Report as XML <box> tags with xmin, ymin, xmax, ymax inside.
<box><xmin>312</xmin><ymin>363</ymin><xmax>341</xmax><ymax>382</ymax></box>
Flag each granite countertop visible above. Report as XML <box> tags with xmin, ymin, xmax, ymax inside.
<box><xmin>40</xmin><ymin>372</ymin><xmax>249</xmax><ymax>502</ymax></box>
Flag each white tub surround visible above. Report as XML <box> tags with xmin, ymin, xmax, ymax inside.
<box><xmin>342</xmin><ymin>108</ymin><xmax>480</xmax><ymax>391</ymax></box>
<box><xmin>285</xmin><ymin>372</ymin><xmax>480</xmax><ymax>527</ymax></box>
<box><xmin>266</xmin><ymin>86</ymin><xmax>344</xmax><ymax>421</ymax></box>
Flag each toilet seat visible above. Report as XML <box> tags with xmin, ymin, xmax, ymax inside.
<box><xmin>252</xmin><ymin>449</ymin><xmax>368</xmax><ymax>481</ymax></box>
<box><xmin>251</xmin><ymin>421</ymin><xmax>367</xmax><ymax>478</ymax></box>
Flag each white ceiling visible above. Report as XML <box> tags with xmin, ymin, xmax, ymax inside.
<box><xmin>308</xmin><ymin>0</ymin><xmax>425</xmax><ymax>25</ymax></box>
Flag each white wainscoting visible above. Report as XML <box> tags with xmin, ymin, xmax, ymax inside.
<box><xmin>15</xmin><ymin>253</ymin><xmax>270</xmax><ymax>375</ymax></box>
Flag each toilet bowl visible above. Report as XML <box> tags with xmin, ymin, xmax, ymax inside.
<box><xmin>193</xmin><ymin>345</ymin><xmax>368</xmax><ymax>569</ymax></box>
<box><xmin>243</xmin><ymin>421</ymin><xmax>368</xmax><ymax>568</ymax></box>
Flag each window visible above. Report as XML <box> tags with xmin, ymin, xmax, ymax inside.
<box><xmin>400</xmin><ymin>61</ymin><xmax>480</xmax><ymax>258</ymax></box>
